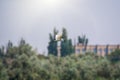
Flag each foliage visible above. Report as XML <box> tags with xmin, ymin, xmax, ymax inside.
<box><xmin>61</xmin><ymin>28</ymin><xmax>74</xmax><ymax>56</ymax></box>
<box><xmin>0</xmin><ymin>39</ymin><xmax>120</xmax><ymax>80</ymax></box>
<box><xmin>0</xmin><ymin>61</ymin><xmax>8</xmax><ymax>80</ymax></box>
<box><xmin>78</xmin><ymin>35</ymin><xmax>88</xmax><ymax>45</ymax></box>
<box><xmin>48</xmin><ymin>28</ymin><xmax>74</xmax><ymax>57</ymax></box>
<box><xmin>78</xmin><ymin>35</ymin><xmax>88</xmax><ymax>51</ymax></box>
<box><xmin>108</xmin><ymin>49</ymin><xmax>120</xmax><ymax>62</ymax></box>
<box><xmin>48</xmin><ymin>28</ymin><xmax>58</xmax><ymax>56</ymax></box>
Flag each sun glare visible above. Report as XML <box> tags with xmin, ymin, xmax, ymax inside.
<box><xmin>43</xmin><ymin>0</ymin><xmax>62</xmax><ymax>7</ymax></box>
<box><xmin>27</xmin><ymin>0</ymin><xmax>66</xmax><ymax>10</ymax></box>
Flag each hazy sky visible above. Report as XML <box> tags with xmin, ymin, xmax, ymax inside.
<box><xmin>0</xmin><ymin>0</ymin><xmax>120</xmax><ymax>54</ymax></box>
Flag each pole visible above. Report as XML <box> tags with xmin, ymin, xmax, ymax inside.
<box><xmin>57</xmin><ymin>41</ymin><xmax>61</xmax><ymax>59</ymax></box>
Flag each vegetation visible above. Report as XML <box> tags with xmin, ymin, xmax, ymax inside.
<box><xmin>48</xmin><ymin>28</ymin><xmax>74</xmax><ymax>57</ymax></box>
<box><xmin>61</xmin><ymin>28</ymin><xmax>74</xmax><ymax>56</ymax></box>
<box><xmin>48</xmin><ymin>28</ymin><xmax>58</xmax><ymax>56</ymax></box>
<box><xmin>108</xmin><ymin>49</ymin><xmax>120</xmax><ymax>63</ymax></box>
<box><xmin>48</xmin><ymin>28</ymin><xmax>89</xmax><ymax>57</ymax></box>
<box><xmin>0</xmin><ymin>39</ymin><xmax>120</xmax><ymax>80</ymax></box>
<box><xmin>78</xmin><ymin>35</ymin><xmax>88</xmax><ymax>51</ymax></box>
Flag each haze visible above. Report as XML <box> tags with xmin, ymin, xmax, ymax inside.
<box><xmin>0</xmin><ymin>0</ymin><xmax>120</xmax><ymax>54</ymax></box>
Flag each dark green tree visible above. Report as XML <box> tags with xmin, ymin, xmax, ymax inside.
<box><xmin>68</xmin><ymin>39</ymin><xmax>74</xmax><ymax>54</ymax></box>
<box><xmin>48</xmin><ymin>28</ymin><xmax>58</xmax><ymax>56</ymax></box>
<box><xmin>48</xmin><ymin>28</ymin><xmax>74</xmax><ymax>56</ymax></box>
<box><xmin>78</xmin><ymin>35</ymin><xmax>88</xmax><ymax>51</ymax></box>
<box><xmin>108</xmin><ymin>49</ymin><xmax>120</xmax><ymax>62</ymax></box>
<box><xmin>0</xmin><ymin>46</ymin><xmax>5</xmax><ymax>58</ymax></box>
<box><xmin>61</xmin><ymin>28</ymin><xmax>74</xmax><ymax>56</ymax></box>
<box><xmin>62</xmin><ymin>28</ymin><xmax>67</xmax><ymax>41</ymax></box>
<box><xmin>78</xmin><ymin>35</ymin><xmax>88</xmax><ymax>45</ymax></box>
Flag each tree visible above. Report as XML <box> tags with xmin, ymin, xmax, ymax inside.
<box><xmin>78</xmin><ymin>35</ymin><xmax>88</xmax><ymax>45</ymax></box>
<box><xmin>48</xmin><ymin>28</ymin><xmax>74</xmax><ymax>57</ymax></box>
<box><xmin>0</xmin><ymin>46</ymin><xmax>5</xmax><ymax>58</ymax></box>
<box><xmin>84</xmin><ymin>38</ymin><xmax>88</xmax><ymax>51</ymax></box>
<box><xmin>6</xmin><ymin>40</ymin><xmax>13</xmax><ymax>53</ymax></box>
<box><xmin>61</xmin><ymin>28</ymin><xmax>74</xmax><ymax>56</ymax></box>
<box><xmin>19</xmin><ymin>38</ymin><xmax>26</xmax><ymax>46</ymax></box>
<box><xmin>78</xmin><ymin>35</ymin><xmax>88</xmax><ymax>51</ymax></box>
<box><xmin>1</xmin><ymin>39</ymin><xmax>120</xmax><ymax>80</ymax></box>
<box><xmin>68</xmin><ymin>39</ymin><xmax>74</xmax><ymax>54</ymax></box>
<box><xmin>62</xmin><ymin>28</ymin><xmax>67</xmax><ymax>41</ymax></box>
<box><xmin>48</xmin><ymin>28</ymin><xmax>58</xmax><ymax>56</ymax></box>
<box><xmin>18</xmin><ymin>38</ymin><xmax>34</xmax><ymax>57</ymax></box>
<box><xmin>108</xmin><ymin>49</ymin><xmax>120</xmax><ymax>62</ymax></box>
<box><xmin>0</xmin><ymin>61</ymin><xmax>8</xmax><ymax>80</ymax></box>
<box><xmin>4</xmin><ymin>39</ymin><xmax>41</xmax><ymax>80</ymax></box>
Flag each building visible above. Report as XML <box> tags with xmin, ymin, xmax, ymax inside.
<box><xmin>75</xmin><ymin>44</ymin><xmax>120</xmax><ymax>56</ymax></box>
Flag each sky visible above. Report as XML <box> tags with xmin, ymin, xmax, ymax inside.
<box><xmin>0</xmin><ymin>0</ymin><xmax>120</xmax><ymax>55</ymax></box>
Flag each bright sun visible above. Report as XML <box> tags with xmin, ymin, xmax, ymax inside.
<box><xmin>44</xmin><ymin>0</ymin><xmax>58</xmax><ymax>4</ymax></box>
<box><xmin>43</xmin><ymin>0</ymin><xmax>62</xmax><ymax>7</ymax></box>
<box><xmin>27</xmin><ymin>0</ymin><xmax>65</xmax><ymax>9</ymax></box>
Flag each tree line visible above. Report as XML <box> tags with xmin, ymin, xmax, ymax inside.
<box><xmin>0</xmin><ymin>39</ymin><xmax>120</xmax><ymax>80</ymax></box>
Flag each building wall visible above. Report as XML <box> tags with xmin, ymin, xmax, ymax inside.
<box><xmin>75</xmin><ymin>44</ymin><xmax>120</xmax><ymax>56</ymax></box>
